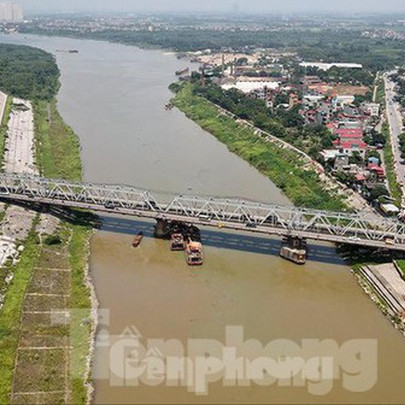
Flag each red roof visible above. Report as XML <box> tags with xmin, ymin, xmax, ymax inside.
<box><xmin>368</xmin><ymin>163</ymin><xmax>385</xmax><ymax>175</ymax></box>
<box><xmin>335</xmin><ymin>128</ymin><xmax>363</xmax><ymax>138</ymax></box>
<box><xmin>340</xmin><ymin>140</ymin><xmax>367</xmax><ymax>149</ymax></box>
<box><xmin>355</xmin><ymin>174</ymin><xmax>366</xmax><ymax>181</ymax></box>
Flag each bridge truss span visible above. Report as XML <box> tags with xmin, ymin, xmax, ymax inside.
<box><xmin>1</xmin><ymin>173</ymin><xmax>405</xmax><ymax>251</ymax></box>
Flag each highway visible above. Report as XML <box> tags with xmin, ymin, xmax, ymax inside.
<box><xmin>384</xmin><ymin>72</ymin><xmax>405</xmax><ymax>202</ymax></box>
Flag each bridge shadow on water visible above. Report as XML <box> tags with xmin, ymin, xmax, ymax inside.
<box><xmin>99</xmin><ymin>216</ymin><xmax>346</xmax><ymax>266</ymax></box>
<box><xmin>0</xmin><ymin>201</ymin><xmax>345</xmax><ymax>266</ymax></box>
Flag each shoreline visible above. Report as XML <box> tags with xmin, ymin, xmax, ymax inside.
<box><xmin>171</xmin><ymin>82</ymin><xmax>405</xmax><ymax>339</ymax></box>
<box><xmin>83</xmin><ymin>231</ymin><xmax>98</xmax><ymax>405</ymax></box>
<box><xmin>0</xmin><ymin>35</ymin><xmax>402</xmax><ymax>403</ymax></box>
<box><xmin>172</xmin><ymin>83</ymin><xmax>366</xmax><ymax>212</ymax></box>
<box><xmin>351</xmin><ymin>266</ymin><xmax>405</xmax><ymax>337</ymax></box>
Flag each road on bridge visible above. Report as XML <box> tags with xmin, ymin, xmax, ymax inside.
<box><xmin>0</xmin><ymin>174</ymin><xmax>405</xmax><ymax>252</ymax></box>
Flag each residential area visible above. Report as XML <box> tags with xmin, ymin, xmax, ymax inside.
<box><xmin>184</xmin><ymin>49</ymin><xmax>405</xmax><ymax>217</ymax></box>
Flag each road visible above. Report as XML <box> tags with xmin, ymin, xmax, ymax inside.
<box><xmin>384</xmin><ymin>72</ymin><xmax>405</xmax><ymax>202</ymax></box>
<box><xmin>3</xmin><ymin>98</ymin><xmax>37</xmax><ymax>175</ymax></box>
<box><xmin>0</xmin><ymin>91</ymin><xmax>6</xmax><ymax>123</ymax></box>
<box><xmin>1</xmin><ymin>173</ymin><xmax>405</xmax><ymax>251</ymax></box>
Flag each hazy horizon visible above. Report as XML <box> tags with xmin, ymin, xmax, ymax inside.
<box><xmin>18</xmin><ymin>0</ymin><xmax>405</xmax><ymax>15</ymax></box>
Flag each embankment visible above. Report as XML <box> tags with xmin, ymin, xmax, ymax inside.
<box><xmin>0</xmin><ymin>98</ymin><xmax>95</xmax><ymax>404</ymax></box>
<box><xmin>172</xmin><ymin>82</ymin><xmax>405</xmax><ymax>338</ymax></box>
<box><xmin>173</xmin><ymin>84</ymin><xmax>347</xmax><ymax>211</ymax></box>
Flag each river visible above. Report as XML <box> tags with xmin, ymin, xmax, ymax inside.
<box><xmin>1</xmin><ymin>34</ymin><xmax>405</xmax><ymax>404</ymax></box>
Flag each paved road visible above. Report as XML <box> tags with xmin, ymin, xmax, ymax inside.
<box><xmin>4</xmin><ymin>98</ymin><xmax>37</xmax><ymax>175</ymax></box>
<box><xmin>0</xmin><ymin>91</ymin><xmax>6</xmax><ymax>124</ymax></box>
<box><xmin>384</xmin><ymin>72</ymin><xmax>405</xmax><ymax>201</ymax></box>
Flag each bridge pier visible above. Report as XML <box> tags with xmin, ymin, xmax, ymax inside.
<box><xmin>154</xmin><ymin>219</ymin><xmax>171</xmax><ymax>239</ymax></box>
<box><xmin>280</xmin><ymin>236</ymin><xmax>308</xmax><ymax>265</ymax></box>
<box><xmin>154</xmin><ymin>219</ymin><xmax>201</xmax><ymax>241</ymax></box>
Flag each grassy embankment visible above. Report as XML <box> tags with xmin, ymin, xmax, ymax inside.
<box><xmin>382</xmin><ymin>122</ymin><xmax>402</xmax><ymax>206</ymax></box>
<box><xmin>34</xmin><ymin>99</ymin><xmax>93</xmax><ymax>403</ymax></box>
<box><xmin>396</xmin><ymin>259</ymin><xmax>405</xmax><ymax>280</ymax></box>
<box><xmin>375</xmin><ymin>78</ymin><xmax>386</xmax><ymax>106</ymax></box>
<box><xmin>0</xmin><ymin>229</ymin><xmax>40</xmax><ymax>404</ymax></box>
<box><xmin>0</xmin><ymin>100</ymin><xmax>93</xmax><ymax>404</ymax></box>
<box><xmin>377</xmin><ymin>74</ymin><xmax>402</xmax><ymax>205</ymax></box>
<box><xmin>0</xmin><ymin>96</ymin><xmax>12</xmax><ymax>170</ymax></box>
<box><xmin>173</xmin><ymin>84</ymin><xmax>347</xmax><ymax>211</ymax></box>
<box><xmin>173</xmin><ymin>83</ymin><xmax>405</xmax><ymax>313</ymax></box>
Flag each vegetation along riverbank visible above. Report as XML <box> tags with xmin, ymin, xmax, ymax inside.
<box><xmin>172</xmin><ymin>82</ymin><xmax>348</xmax><ymax>211</ymax></box>
<box><xmin>0</xmin><ymin>44</ymin><xmax>95</xmax><ymax>404</ymax></box>
<box><xmin>171</xmin><ymin>80</ymin><xmax>405</xmax><ymax>336</ymax></box>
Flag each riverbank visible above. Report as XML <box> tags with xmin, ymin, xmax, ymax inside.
<box><xmin>172</xmin><ymin>82</ymin><xmax>405</xmax><ymax>338</ymax></box>
<box><xmin>352</xmin><ymin>263</ymin><xmax>405</xmax><ymax>336</ymax></box>
<box><xmin>0</xmin><ymin>97</ymin><xmax>95</xmax><ymax>404</ymax></box>
<box><xmin>172</xmin><ymin>84</ymin><xmax>348</xmax><ymax>211</ymax></box>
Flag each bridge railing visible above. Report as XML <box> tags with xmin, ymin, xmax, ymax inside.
<box><xmin>1</xmin><ymin>173</ymin><xmax>405</xmax><ymax>246</ymax></box>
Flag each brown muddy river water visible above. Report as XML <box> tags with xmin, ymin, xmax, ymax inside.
<box><xmin>1</xmin><ymin>34</ymin><xmax>405</xmax><ymax>404</ymax></box>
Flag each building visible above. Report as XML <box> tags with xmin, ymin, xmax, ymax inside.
<box><xmin>299</xmin><ymin>62</ymin><xmax>363</xmax><ymax>71</ymax></box>
<box><xmin>333</xmin><ymin>128</ymin><xmax>367</xmax><ymax>156</ymax></box>
<box><xmin>333</xmin><ymin>95</ymin><xmax>356</xmax><ymax>108</ymax></box>
<box><xmin>362</xmin><ymin>103</ymin><xmax>380</xmax><ymax>117</ymax></box>
<box><xmin>0</xmin><ymin>2</ymin><xmax>23</xmax><ymax>22</ymax></box>
<box><xmin>303</xmin><ymin>94</ymin><xmax>324</xmax><ymax>106</ymax></box>
<box><xmin>221</xmin><ymin>79</ymin><xmax>279</xmax><ymax>94</ymax></box>
<box><xmin>334</xmin><ymin>153</ymin><xmax>350</xmax><ymax>170</ymax></box>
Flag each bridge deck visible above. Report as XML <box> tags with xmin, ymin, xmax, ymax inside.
<box><xmin>0</xmin><ymin>174</ymin><xmax>405</xmax><ymax>251</ymax></box>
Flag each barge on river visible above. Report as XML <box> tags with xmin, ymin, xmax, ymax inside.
<box><xmin>170</xmin><ymin>233</ymin><xmax>185</xmax><ymax>251</ymax></box>
<box><xmin>185</xmin><ymin>239</ymin><xmax>204</xmax><ymax>266</ymax></box>
<box><xmin>279</xmin><ymin>237</ymin><xmax>307</xmax><ymax>265</ymax></box>
<box><xmin>132</xmin><ymin>232</ymin><xmax>144</xmax><ymax>248</ymax></box>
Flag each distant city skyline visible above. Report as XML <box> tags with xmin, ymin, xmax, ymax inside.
<box><xmin>18</xmin><ymin>0</ymin><xmax>405</xmax><ymax>15</ymax></box>
<box><xmin>0</xmin><ymin>2</ymin><xmax>23</xmax><ymax>21</ymax></box>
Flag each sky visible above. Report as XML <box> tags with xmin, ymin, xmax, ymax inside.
<box><xmin>18</xmin><ymin>0</ymin><xmax>405</xmax><ymax>15</ymax></box>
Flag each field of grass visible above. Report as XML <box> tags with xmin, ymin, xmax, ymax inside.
<box><xmin>0</xmin><ymin>231</ymin><xmax>41</xmax><ymax>404</ymax></box>
<box><xmin>33</xmin><ymin>99</ymin><xmax>93</xmax><ymax>403</ymax></box>
<box><xmin>33</xmin><ymin>100</ymin><xmax>82</xmax><ymax>181</ymax></box>
<box><xmin>173</xmin><ymin>84</ymin><xmax>347</xmax><ymax>211</ymax></box>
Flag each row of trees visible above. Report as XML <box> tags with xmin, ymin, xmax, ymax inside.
<box><xmin>0</xmin><ymin>44</ymin><xmax>60</xmax><ymax>100</ymax></box>
<box><xmin>399</xmin><ymin>132</ymin><xmax>405</xmax><ymax>160</ymax></box>
<box><xmin>296</xmin><ymin>65</ymin><xmax>375</xmax><ymax>87</ymax></box>
<box><xmin>21</xmin><ymin>24</ymin><xmax>405</xmax><ymax>72</ymax></box>
<box><xmin>390</xmin><ymin>70</ymin><xmax>405</xmax><ymax>108</ymax></box>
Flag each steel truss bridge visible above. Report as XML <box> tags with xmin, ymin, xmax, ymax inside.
<box><xmin>1</xmin><ymin>173</ymin><xmax>405</xmax><ymax>251</ymax></box>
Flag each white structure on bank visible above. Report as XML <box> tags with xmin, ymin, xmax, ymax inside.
<box><xmin>299</xmin><ymin>62</ymin><xmax>363</xmax><ymax>71</ymax></box>
<box><xmin>221</xmin><ymin>80</ymin><xmax>280</xmax><ymax>94</ymax></box>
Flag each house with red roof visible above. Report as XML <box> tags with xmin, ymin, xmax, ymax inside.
<box><xmin>332</xmin><ymin>127</ymin><xmax>367</xmax><ymax>156</ymax></box>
